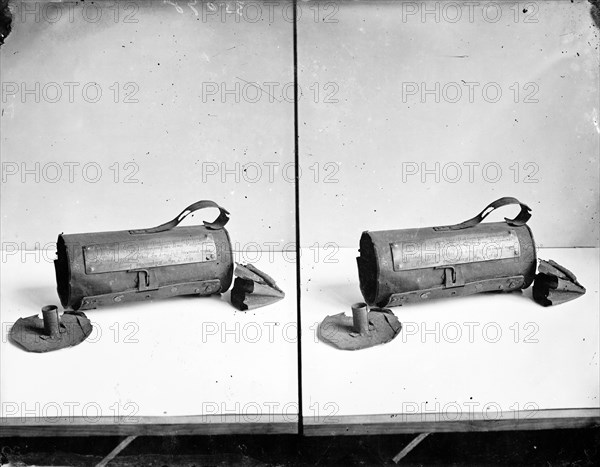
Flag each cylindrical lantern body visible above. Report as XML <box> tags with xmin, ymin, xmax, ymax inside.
<box><xmin>54</xmin><ymin>201</ymin><xmax>233</xmax><ymax>310</ymax></box>
<box><xmin>357</xmin><ymin>198</ymin><xmax>536</xmax><ymax>308</ymax></box>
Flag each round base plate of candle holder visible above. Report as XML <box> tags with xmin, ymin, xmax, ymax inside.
<box><xmin>10</xmin><ymin>305</ymin><xmax>93</xmax><ymax>353</ymax></box>
<box><xmin>318</xmin><ymin>303</ymin><xmax>402</xmax><ymax>351</ymax></box>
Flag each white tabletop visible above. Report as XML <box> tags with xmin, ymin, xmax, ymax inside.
<box><xmin>0</xmin><ymin>249</ymin><xmax>298</xmax><ymax>434</ymax></box>
<box><xmin>2</xmin><ymin>246</ymin><xmax>598</xmax><ymax>435</ymax></box>
<box><xmin>300</xmin><ymin>247</ymin><xmax>599</xmax><ymax>433</ymax></box>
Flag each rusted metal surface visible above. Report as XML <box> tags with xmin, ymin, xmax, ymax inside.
<box><xmin>83</xmin><ymin>234</ymin><xmax>217</xmax><ymax>274</ymax></box>
<box><xmin>357</xmin><ymin>197</ymin><xmax>537</xmax><ymax>307</ymax></box>
<box><xmin>231</xmin><ymin>264</ymin><xmax>284</xmax><ymax>311</ymax></box>
<box><xmin>533</xmin><ymin>259</ymin><xmax>586</xmax><ymax>306</ymax></box>
<box><xmin>10</xmin><ymin>306</ymin><xmax>92</xmax><ymax>352</ymax></box>
<box><xmin>54</xmin><ymin>201</ymin><xmax>233</xmax><ymax>310</ymax></box>
<box><xmin>318</xmin><ymin>305</ymin><xmax>402</xmax><ymax>351</ymax></box>
<box><xmin>390</xmin><ymin>230</ymin><xmax>520</xmax><ymax>271</ymax></box>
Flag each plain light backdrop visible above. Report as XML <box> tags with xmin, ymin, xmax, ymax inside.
<box><xmin>298</xmin><ymin>0</ymin><xmax>599</xmax><ymax>248</ymax></box>
<box><xmin>1</xmin><ymin>0</ymin><xmax>599</xmax><ymax>252</ymax></box>
<box><xmin>1</xmin><ymin>0</ymin><xmax>295</xmax><ymax>250</ymax></box>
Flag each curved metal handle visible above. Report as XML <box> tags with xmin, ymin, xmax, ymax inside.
<box><xmin>129</xmin><ymin>200</ymin><xmax>229</xmax><ymax>234</ymax></box>
<box><xmin>433</xmin><ymin>197</ymin><xmax>531</xmax><ymax>231</ymax></box>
